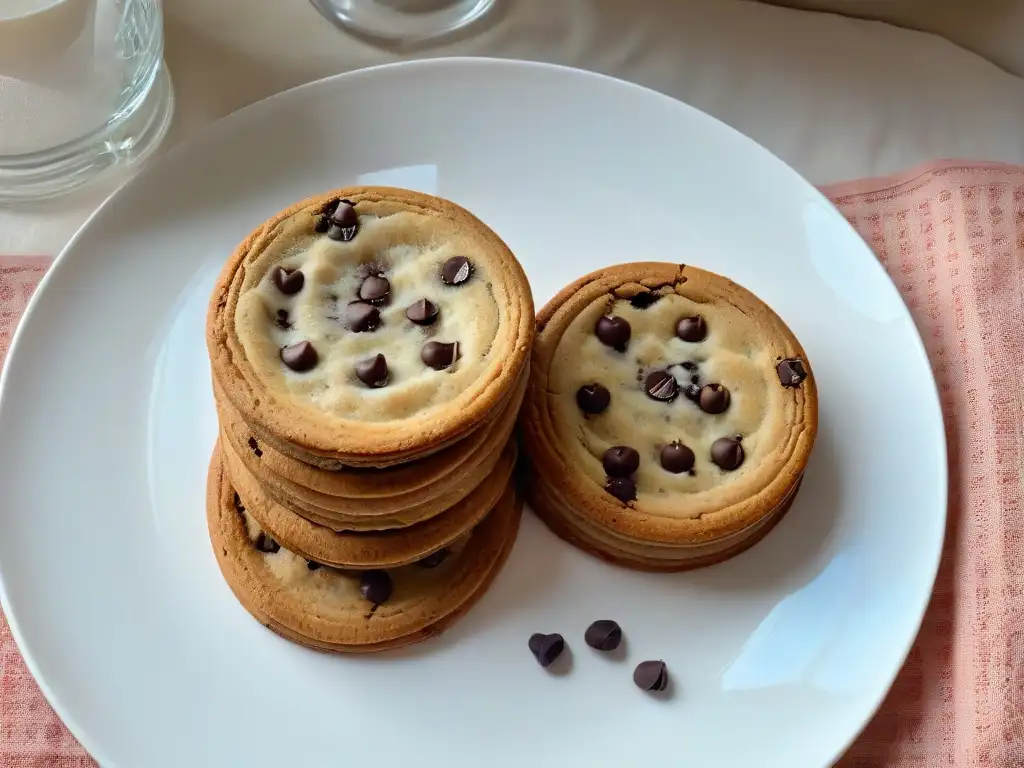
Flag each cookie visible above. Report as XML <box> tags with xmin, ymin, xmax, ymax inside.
<box><xmin>520</xmin><ymin>262</ymin><xmax>817</xmax><ymax>571</ymax></box>
<box><xmin>218</xmin><ymin>425</ymin><xmax>509</xmax><ymax>531</ymax></box>
<box><xmin>214</xmin><ymin>364</ymin><xmax>525</xmax><ymax>503</ymax></box>
<box><xmin>206</xmin><ymin>187</ymin><xmax>534</xmax><ymax>467</ymax></box>
<box><xmin>225</xmin><ymin>438</ymin><xmax>517</xmax><ymax>568</ymax></box>
<box><xmin>208</xmin><ymin>448</ymin><xmax>522</xmax><ymax>652</ymax></box>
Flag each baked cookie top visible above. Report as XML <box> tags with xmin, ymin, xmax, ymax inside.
<box><xmin>207</xmin><ymin>187</ymin><xmax>534</xmax><ymax>458</ymax></box>
<box><xmin>523</xmin><ymin>262</ymin><xmax>817</xmax><ymax>538</ymax></box>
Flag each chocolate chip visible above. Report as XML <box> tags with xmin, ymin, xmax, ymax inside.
<box><xmin>233</xmin><ymin>493</ymin><xmax>244</xmax><ymax>513</ymax></box>
<box><xmin>272</xmin><ymin>267</ymin><xmax>304</xmax><ymax>295</ymax></box>
<box><xmin>633</xmin><ymin>660</ymin><xmax>668</xmax><ymax>691</ymax></box>
<box><xmin>247</xmin><ymin>437</ymin><xmax>263</xmax><ymax>458</ymax></box>
<box><xmin>255</xmin><ymin>532</ymin><xmax>280</xmax><ymax>553</ymax></box>
<box><xmin>275</xmin><ymin>308</ymin><xmax>291</xmax><ymax>330</ymax></box>
<box><xmin>630</xmin><ymin>291</ymin><xmax>659</xmax><ymax>309</ymax></box>
<box><xmin>406</xmin><ymin>298</ymin><xmax>439</xmax><ymax>326</ymax></box>
<box><xmin>441</xmin><ymin>256</ymin><xmax>472</xmax><ymax>286</ymax></box>
<box><xmin>418</xmin><ymin>548</ymin><xmax>449</xmax><ymax>568</ymax></box>
<box><xmin>605</xmin><ymin>477</ymin><xmax>637</xmax><ymax>503</ymax></box>
<box><xmin>528</xmin><ymin>633</ymin><xmax>565</xmax><ymax>668</ymax></box>
<box><xmin>644</xmin><ymin>370</ymin><xmax>678</xmax><ymax>402</ymax></box>
<box><xmin>280</xmin><ymin>341</ymin><xmax>318</xmax><ymax>372</ymax></box>
<box><xmin>346</xmin><ymin>301</ymin><xmax>381</xmax><ymax>332</ymax></box>
<box><xmin>327</xmin><ymin>201</ymin><xmax>358</xmax><ymax>241</ymax></box>
<box><xmin>576</xmin><ymin>384</ymin><xmax>611</xmax><ymax>414</ymax></box>
<box><xmin>314</xmin><ymin>198</ymin><xmax>340</xmax><ymax>232</ymax></box>
<box><xmin>595</xmin><ymin>316</ymin><xmax>631</xmax><ymax>351</ymax></box>
<box><xmin>422</xmin><ymin>341</ymin><xmax>459</xmax><ymax>370</ymax></box>
<box><xmin>676</xmin><ymin>315</ymin><xmax>707</xmax><ymax>342</ymax></box>
<box><xmin>360</xmin><ymin>570</ymin><xmax>393</xmax><ymax>604</ymax></box>
<box><xmin>355</xmin><ymin>354</ymin><xmax>389</xmax><ymax>388</ymax></box>
<box><xmin>711</xmin><ymin>437</ymin><xmax>745</xmax><ymax>471</ymax></box>
<box><xmin>584</xmin><ymin>620</ymin><xmax>622</xmax><ymax>651</ymax></box>
<box><xmin>319</xmin><ymin>198</ymin><xmax>341</xmax><ymax>214</ymax></box>
<box><xmin>698</xmin><ymin>383</ymin><xmax>730</xmax><ymax>414</ymax></box>
<box><xmin>306</xmin><ymin>560</ymin><xmax>321</xmax><ymax>571</ymax></box>
<box><xmin>602</xmin><ymin>446</ymin><xmax>640</xmax><ymax>477</ymax></box>
<box><xmin>777</xmin><ymin>358</ymin><xmax>808</xmax><ymax>387</ymax></box>
<box><xmin>660</xmin><ymin>441</ymin><xmax>695</xmax><ymax>473</ymax></box>
<box><xmin>358</xmin><ymin>275</ymin><xmax>390</xmax><ymax>305</ymax></box>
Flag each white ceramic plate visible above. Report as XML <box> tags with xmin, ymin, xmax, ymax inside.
<box><xmin>0</xmin><ymin>59</ymin><xmax>945</xmax><ymax>768</ymax></box>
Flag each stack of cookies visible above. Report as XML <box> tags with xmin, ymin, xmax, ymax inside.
<box><xmin>521</xmin><ymin>262</ymin><xmax>817</xmax><ymax>572</ymax></box>
<box><xmin>205</xmin><ymin>187</ymin><xmax>534</xmax><ymax>652</ymax></box>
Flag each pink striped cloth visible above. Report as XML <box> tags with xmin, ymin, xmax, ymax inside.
<box><xmin>1</xmin><ymin>161</ymin><xmax>1022</xmax><ymax>766</ymax></box>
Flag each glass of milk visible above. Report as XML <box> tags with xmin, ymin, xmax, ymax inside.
<box><xmin>310</xmin><ymin>0</ymin><xmax>497</xmax><ymax>46</ymax></box>
<box><xmin>0</xmin><ymin>0</ymin><xmax>172</xmax><ymax>201</ymax></box>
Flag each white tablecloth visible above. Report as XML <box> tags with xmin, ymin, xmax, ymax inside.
<box><xmin>4</xmin><ymin>0</ymin><xmax>1024</xmax><ymax>255</ymax></box>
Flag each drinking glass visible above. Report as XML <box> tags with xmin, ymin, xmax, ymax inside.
<box><xmin>310</xmin><ymin>0</ymin><xmax>497</xmax><ymax>45</ymax></box>
<box><xmin>0</xmin><ymin>0</ymin><xmax>173</xmax><ymax>201</ymax></box>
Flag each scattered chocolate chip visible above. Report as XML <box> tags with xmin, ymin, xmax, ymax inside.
<box><xmin>682</xmin><ymin>382</ymin><xmax>701</xmax><ymax>401</ymax></box>
<box><xmin>247</xmin><ymin>437</ymin><xmax>263</xmax><ymax>458</ymax></box>
<box><xmin>254</xmin><ymin>532</ymin><xmax>280</xmax><ymax>553</ymax></box>
<box><xmin>418</xmin><ymin>548</ymin><xmax>449</xmax><ymax>568</ymax></box>
<box><xmin>605</xmin><ymin>477</ymin><xmax>637</xmax><ymax>503</ymax></box>
<box><xmin>634</xmin><ymin>660</ymin><xmax>669</xmax><ymax>691</ymax></box>
<box><xmin>660</xmin><ymin>441</ymin><xmax>695</xmax><ymax>473</ymax></box>
<box><xmin>644</xmin><ymin>370</ymin><xmax>678</xmax><ymax>402</ymax></box>
<box><xmin>680</xmin><ymin>361</ymin><xmax>698</xmax><ymax>371</ymax></box>
<box><xmin>676</xmin><ymin>315</ymin><xmax>707</xmax><ymax>342</ymax></box>
<box><xmin>441</xmin><ymin>256</ymin><xmax>472</xmax><ymax>285</ymax></box>
<box><xmin>528</xmin><ymin>633</ymin><xmax>565</xmax><ymax>668</ymax></box>
<box><xmin>777</xmin><ymin>358</ymin><xmax>808</xmax><ymax>387</ymax></box>
<box><xmin>306</xmin><ymin>560</ymin><xmax>321</xmax><ymax>571</ymax></box>
<box><xmin>346</xmin><ymin>301</ymin><xmax>381</xmax><ymax>332</ymax></box>
<box><xmin>698</xmin><ymin>383</ymin><xmax>731</xmax><ymax>414</ymax></box>
<box><xmin>355</xmin><ymin>354</ymin><xmax>389</xmax><ymax>388</ymax></box>
<box><xmin>358</xmin><ymin>275</ymin><xmax>390</xmax><ymax>305</ymax></box>
<box><xmin>711</xmin><ymin>436</ymin><xmax>745</xmax><ymax>471</ymax></box>
<box><xmin>602</xmin><ymin>446</ymin><xmax>640</xmax><ymax>477</ymax></box>
<box><xmin>576</xmin><ymin>384</ymin><xmax>611</xmax><ymax>414</ymax></box>
<box><xmin>422</xmin><ymin>341</ymin><xmax>459</xmax><ymax>370</ymax></box>
<box><xmin>275</xmin><ymin>308</ymin><xmax>291</xmax><ymax>330</ymax></box>
<box><xmin>360</xmin><ymin>570</ymin><xmax>393</xmax><ymax>604</ymax></box>
<box><xmin>630</xmin><ymin>291</ymin><xmax>659</xmax><ymax>309</ymax></box>
<box><xmin>272</xmin><ymin>267</ymin><xmax>304</xmax><ymax>295</ymax></box>
<box><xmin>326</xmin><ymin>201</ymin><xmax>358</xmax><ymax>241</ymax></box>
<box><xmin>406</xmin><ymin>298</ymin><xmax>439</xmax><ymax>326</ymax></box>
<box><xmin>585</xmin><ymin>620</ymin><xmax>622</xmax><ymax>651</ymax></box>
<box><xmin>595</xmin><ymin>316</ymin><xmax>631</xmax><ymax>351</ymax></box>
<box><xmin>280</xmin><ymin>341</ymin><xmax>318</xmax><ymax>372</ymax></box>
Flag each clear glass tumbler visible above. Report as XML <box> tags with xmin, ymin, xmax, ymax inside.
<box><xmin>310</xmin><ymin>0</ymin><xmax>497</xmax><ymax>46</ymax></box>
<box><xmin>0</xmin><ymin>0</ymin><xmax>173</xmax><ymax>202</ymax></box>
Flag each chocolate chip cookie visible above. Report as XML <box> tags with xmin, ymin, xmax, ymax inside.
<box><xmin>207</xmin><ymin>187</ymin><xmax>534</xmax><ymax>467</ymax></box>
<box><xmin>521</xmin><ymin>262</ymin><xmax>817</xmax><ymax>571</ymax></box>
<box><xmin>213</xmin><ymin>366</ymin><xmax>525</xmax><ymax>516</ymax></box>
<box><xmin>223</xmin><ymin>439</ymin><xmax>517</xmax><ymax>568</ymax></box>
<box><xmin>208</xmin><ymin>450</ymin><xmax>522</xmax><ymax>652</ymax></box>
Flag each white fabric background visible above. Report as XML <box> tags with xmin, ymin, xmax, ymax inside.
<box><xmin>3</xmin><ymin>0</ymin><xmax>1024</xmax><ymax>255</ymax></box>
<box><xmin>764</xmin><ymin>0</ymin><xmax>1024</xmax><ymax>77</ymax></box>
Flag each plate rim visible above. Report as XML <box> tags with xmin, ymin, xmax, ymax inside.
<box><xmin>0</xmin><ymin>56</ymin><xmax>948</xmax><ymax>768</ymax></box>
